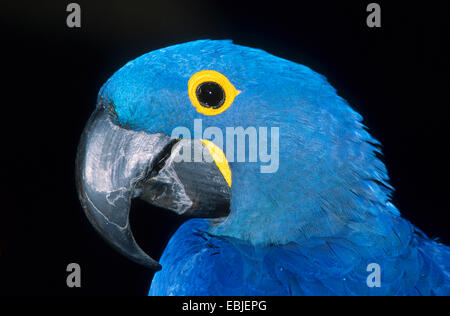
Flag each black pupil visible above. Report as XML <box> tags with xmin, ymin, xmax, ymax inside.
<box><xmin>196</xmin><ymin>82</ymin><xmax>225</xmax><ymax>109</ymax></box>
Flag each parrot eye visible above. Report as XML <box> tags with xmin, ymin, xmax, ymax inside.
<box><xmin>188</xmin><ymin>70</ymin><xmax>241</xmax><ymax>116</ymax></box>
<box><xmin>196</xmin><ymin>82</ymin><xmax>225</xmax><ymax>109</ymax></box>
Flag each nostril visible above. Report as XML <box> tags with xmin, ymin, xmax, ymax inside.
<box><xmin>97</xmin><ymin>94</ymin><xmax>118</xmax><ymax>120</ymax></box>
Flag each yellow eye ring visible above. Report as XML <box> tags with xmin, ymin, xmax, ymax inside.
<box><xmin>188</xmin><ymin>70</ymin><xmax>241</xmax><ymax>116</ymax></box>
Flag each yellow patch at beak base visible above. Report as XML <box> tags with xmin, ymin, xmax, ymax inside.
<box><xmin>201</xmin><ymin>139</ymin><xmax>232</xmax><ymax>187</ymax></box>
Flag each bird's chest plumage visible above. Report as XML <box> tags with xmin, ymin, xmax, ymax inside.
<box><xmin>149</xmin><ymin>219</ymin><xmax>287</xmax><ymax>295</ymax></box>
<box><xmin>149</xmin><ymin>219</ymin><xmax>449</xmax><ymax>296</ymax></box>
<box><xmin>149</xmin><ymin>219</ymin><xmax>378</xmax><ymax>295</ymax></box>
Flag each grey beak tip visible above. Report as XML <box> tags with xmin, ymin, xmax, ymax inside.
<box><xmin>76</xmin><ymin>108</ymin><xmax>171</xmax><ymax>268</ymax></box>
<box><xmin>76</xmin><ymin>107</ymin><xmax>231</xmax><ymax>269</ymax></box>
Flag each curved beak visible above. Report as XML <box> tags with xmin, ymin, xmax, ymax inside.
<box><xmin>76</xmin><ymin>108</ymin><xmax>230</xmax><ymax>270</ymax></box>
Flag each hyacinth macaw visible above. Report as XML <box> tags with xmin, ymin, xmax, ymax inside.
<box><xmin>76</xmin><ymin>40</ymin><xmax>449</xmax><ymax>295</ymax></box>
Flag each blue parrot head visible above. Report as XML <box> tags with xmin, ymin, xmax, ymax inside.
<box><xmin>77</xmin><ymin>40</ymin><xmax>399</xmax><ymax>269</ymax></box>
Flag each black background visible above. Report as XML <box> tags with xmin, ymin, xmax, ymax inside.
<box><xmin>0</xmin><ymin>1</ymin><xmax>449</xmax><ymax>296</ymax></box>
